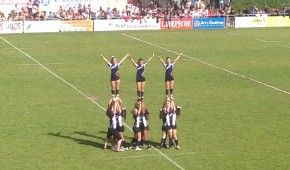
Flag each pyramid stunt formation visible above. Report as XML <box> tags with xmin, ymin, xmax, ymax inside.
<box><xmin>101</xmin><ymin>52</ymin><xmax>182</xmax><ymax>152</ymax></box>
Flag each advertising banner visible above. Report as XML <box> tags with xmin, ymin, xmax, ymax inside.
<box><xmin>193</xmin><ymin>17</ymin><xmax>225</xmax><ymax>29</ymax></box>
<box><xmin>24</xmin><ymin>21</ymin><xmax>61</xmax><ymax>33</ymax></box>
<box><xmin>235</xmin><ymin>15</ymin><xmax>267</xmax><ymax>28</ymax></box>
<box><xmin>160</xmin><ymin>18</ymin><xmax>192</xmax><ymax>30</ymax></box>
<box><xmin>94</xmin><ymin>18</ymin><xmax>160</xmax><ymax>31</ymax></box>
<box><xmin>0</xmin><ymin>21</ymin><xmax>23</xmax><ymax>34</ymax></box>
<box><xmin>267</xmin><ymin>16</ymin><xmax>290</xmax><ymax>27</ymax></box>
<box><xmin>60</xmin><ymin>20</ymin><xmax>93</xmax><ymax>32</ymax></box>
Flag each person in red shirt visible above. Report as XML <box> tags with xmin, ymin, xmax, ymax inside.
<box><xmin>208</xmin><ymin>8</ymin><xmax>215</xmax><ymax>17</ymax></box>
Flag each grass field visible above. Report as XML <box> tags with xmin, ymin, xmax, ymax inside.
<box><xmin>1</xmin><ymin>28</ymin><xmax>290</xmax><ymax>170</ymax></box>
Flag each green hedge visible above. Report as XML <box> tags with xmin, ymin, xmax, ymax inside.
<box><xmin>231</xmin><ymin>0</ymin><xmax>290</xmax><ymax>11</ymax></box>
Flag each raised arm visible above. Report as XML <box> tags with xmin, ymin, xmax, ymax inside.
<box><xmin>145</xmin><ymin>53</ymin><xmax>155</xmax><ymax>64</ymax></box>
<box><xmin>158</xmin><ymin>56</ymin><xmax>166</xmax><ymax>66</ymax></box>
<box><xmin>116</xmin><ymin>101</ymin><xmax>122</xmax><ymax>113</ymax></box>
<box><xmin>170</xmin><ymin>100</ymin><xmax>176</xmax><ymax>112</ymax></box>
<box><xmin>137</xmin><ymin>101</ymin><xmax>142</xmax><ymax>115</ymax></box>
<box><xmin>119</xmin><ymin>52</ymin><xmax>130</xmax><ymax>64</ymax></box>
<box><xmin>100</xmin><ymin>54</ymin><xmax>111</xmax><ymax>65</ymax></box>
<box><xmin>173</xmin><ymin>53</ymin><xmax>183</xmax><ymax>65</ymax></box>
<box><xmin>129</xmin><ymin>55</ymin><xmax>137</xmax><ymax>66</ymax></box>
<box><xmin>112</xmin><ymin>100</ymin><xmax>117</xmax><ymax>114</ymax></box>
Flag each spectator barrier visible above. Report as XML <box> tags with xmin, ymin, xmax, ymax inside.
<box><xmin>160</xmin><ymin>18</ymin><xmax>192</xmax><ymax>30</ymax></box>
<box><xmin>266</xmin><ymin>16</ymin><xmax>290</xmax><ymax>27</ymax></box>
<box><xmin>60</xmin><ymin>20</ymin><xmax>93</xmax><ymax>32</ymax></box>
<box><xmin>0</xmin><ymin>21</ymin><xmax>23</xmax><ymax>34</ymax></box>
<box><xmin>193</xmin><ymin>18</ymin><xmax>225</xmax><ymax>29</ymax></box>
<box><xmin>235</xmin><ymin>14</ymin><xmax>267</xmax><ymax>28</ymax></box>
<box><xmin>1</xmin><ymin>16</ymin><xmax>290</xmax><ymax>34</ymax></box>
<box><xmin>94</xmin><ymin>19</ymin><xmax>160</xmax><ymax>31</ymax></box>
<box><xmin>24</xmin><ymin>20</ymin><xmax>61</xmax><ymax>33</ymax></box>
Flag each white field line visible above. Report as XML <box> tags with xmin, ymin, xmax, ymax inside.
<box><xmin>277</xmin><ymin>44</ymin><xmax>290</xmax><ymax>49</ymax></box>
<box><xmin>118</xmin><ymin>151</ymin><xmax>195</xmax><ymax>159</ymax></box>
<box><xmin>122</xmin><ymin>33</ymin><xmax>290</xmax><ymax>96</ymax></box>
<box><xmin>227</xmin><ymin>32</ymin><xmax>290</xmax><ymax>49</ymax></box>
<box><xmin>17</xmin><ymin>63</ymin><xmax>64</xmax><ymax>66</ymax></box>
<box><xmin>0</xmin><ymin>36</ymin><xmax>186</xmax><ymax>170</ymax></box>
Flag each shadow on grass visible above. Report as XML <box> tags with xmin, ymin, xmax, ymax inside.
<box><xmin>48</xmin><ymin>132</ymin><xmax>104</xmax><ymax>149</ymax></box>
<box><xmin>73</xmin><ymin>131</ymin><xmax>132</xmax><ymax>142</ymax></box>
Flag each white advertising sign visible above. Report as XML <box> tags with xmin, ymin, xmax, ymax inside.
<box><xmin>235</xmin><ymin>15</ymin><xmax>267</xmax><ymax>28</ymax></box>
<box><xmin>24</xmin><ymin>21</ymin><xmax>61</xmax><ymax>33</ymax></box>
<box><xmin>0</xmin><ymin>21</ymin><xmax>23</xmax><ymax>34</ymax></box>
<box><xmin>94</xmin><ymin>18</ymin><xmax>160</xmax><ymax>31</ymax></box>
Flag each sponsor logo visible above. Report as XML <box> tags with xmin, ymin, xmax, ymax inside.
<box><xmin>193</xmin><ymin>20</ymin><xmax>200</xmax><ymax>27</ymax></box>
<box><xmin>41</xmin><ymin>0</ymin><xmax>50</xmax><ymax>6</ymax></box>
<box><xmin>160</xmin><ymin>18</ymin><xmax>192</xmax><ymax>29</ymax></box>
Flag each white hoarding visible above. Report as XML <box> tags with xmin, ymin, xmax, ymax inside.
<box><xmin>0</xmin><ymin>21</ymin><xmax>23</xmax><ymax>34</ymax></box>
<box><xmin>24</xmin><ymin>21</ymin><xmax>61</xmax><ymax>33</ymax></box>
<box><xmin>235</xmin><ymin>15</ymin><xmax>267</xmax><ymax>28</ymax></box>
<box><xmin>94</xmin><ymin>18</ymin><xmax>160</xmax><ymax>31</ymax></box>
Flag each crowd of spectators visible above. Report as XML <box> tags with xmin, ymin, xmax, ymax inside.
<box><xmin>0</xmin><ymin>0</ymin><xmax>289</xmax><ymax>22</ymax></box>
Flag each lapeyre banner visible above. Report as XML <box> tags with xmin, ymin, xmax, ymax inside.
<box><xmin>160</xmin><ymin>18</ymin><xmax>192</xmax><ymax>30</ymax></box>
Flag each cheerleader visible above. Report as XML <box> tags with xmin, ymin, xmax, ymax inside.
<box><xmin>132</xmin><ymin>100</ymin><xmax>142</xmax><ymax>150</ymax></box>
<box><xmin>116</xmin><ymin>98</ymin><xmax>128</xmax><ymax>150</ymax></box>
<box><xmin>129</xmin><ymin>53</ymin><xmax>154</xmax><ymax>99</ymax></box>
<box><xmin>159</xmin><ymin>98</ymin><xmax>172</xmax><ymax>149</ymax></box>
<box><xmin>101</xmin><ymin>53</ymin><xmax>130</xmax><ymax>97</ymax></box>
<box><xmin>158</xmin><ymin>53</ymin><xmax>182</xmax><ymax>99</ymax></box>
<box><xmin>140</xmin><ymin>100</ymin><xmax>151</xmax><ymax>149</ymax></box>
<box><xmin>104</xmin><ymin>99</ymin><xmax>123</xmax><ymax>152</ymax></box>
<box><xmin>169</xmin><ymin>99</ymin><xmax>181</xmax><ymax>149</ymax></box>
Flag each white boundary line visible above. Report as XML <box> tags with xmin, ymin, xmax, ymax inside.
<box><xmin>227</xmin><ymin>31</ymin><xmax>290</xmax><ymax>49</ymax></box>
<box><xmin>17</xmin><ymin>63</ymin><xmax>64</xmax><ymax>66</ymax></box>
<box><xmin>0</xmin><ymin>36</ymin><xmax>186</xmax><ymax>170</ymax></box>
<box><xmin>118</xmin><ymin>151</ymin><xmax>195</xmax><ymax>159</ymax></box>
<box><xmin>122</xmin><ymin>33</ymin><xmax>290</xmax><ymax>96</ymax></box>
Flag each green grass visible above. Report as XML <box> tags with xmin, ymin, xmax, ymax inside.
<box><xmin>1</xmin><ymin>28</ymin><xmax>290</xmax><ymax>169</ymax></box>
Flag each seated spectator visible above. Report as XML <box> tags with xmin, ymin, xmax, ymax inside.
<box><xmin>0</xmin><ymin>12</ymin><xmax>6</xmax><ymax>21</ymax></box>
<box><xmin>7</xmin><ymin>13</ymin><xmax>12</xmax><ymax>21</ymax></box>
<box><xmin>39</xmin><ymin>11</ymin><xmax>47</xmax><ymax>20</ymax></box>
<box><xmin>47</xmin><ymin>11</ymin><xmax>55</xmax><ymax>20</ymax></box>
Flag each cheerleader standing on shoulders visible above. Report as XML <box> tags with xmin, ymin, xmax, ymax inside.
<box><xmin>140</xmin><ymin>99</ymin><xmax>151</xmax><ymax>149</ymax></box>
<box><xmin>159</xmin><ymin>98</ymin><xmax>173</xmax><ymax>149</ymax></box>
<box><xmin>132</xmin><ymin>100</ymin><xmax>142</xmax><ymax>150</ymax></box>
<box><xmin>129</xmin><ymin>53</ymin><xmax>154</xmax><ymax>99</ymax></box>
<box><xmin>101</xmin><ymin>53</ymin><xmax>130</xmax><ymax>97</ymax></box>
<box><xmin>104</xmin><ymin>99</ymin><xmax>124</xmax><ymax>152</ymax></box>
<box><xmin>158</xmin><ymin>53</ymin><xmax>182</xmax><ymax>99</ymax></box>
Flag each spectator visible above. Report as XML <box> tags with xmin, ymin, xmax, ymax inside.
<box><xmin>47</xmin><ymin>11</ymin><xmax>55</xmax><ymax>20</ymax></box>
<box><xmin>0</xmin><ymin>12</ymin><xmax>6</xmax><ymax>21</ymax></box>
<box><xmin>7</xmin><ymin>13</ymin><xmax>12</xmax><ymax>21</ymax></box>
<box><xmin>33</xmin><ymin>0</ymin><xmax>40</xmax><ymax>8</ymax></box>
<box><xmin>27</xmin><ymin>0</ymin><xmax>33</xmax><ymax>16</ymax></box>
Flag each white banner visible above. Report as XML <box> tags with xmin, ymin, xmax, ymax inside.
<box><xmin>24</xmin><ymin>21</ymin><xmax>61</xmax><ymax>33</ymax></box>
<box><xmin>0</xmin><ymin>21</ymin><xmax>23</xmax><ymax>34</ymax></box>
<box><xmin>235</xmin><ymin>15</ymin><xmax>267</xmax><ymax>28</ymax></box>
<box><xmin>94</xmin><ymin>18</ymin><xmax>160</xmax><ymax>31</ymax></box>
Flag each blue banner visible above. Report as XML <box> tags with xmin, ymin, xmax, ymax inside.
<box><xmin>193</xmin><ymin>18</ymin><xmax>225</xmax><ymax>29</ymax></box>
